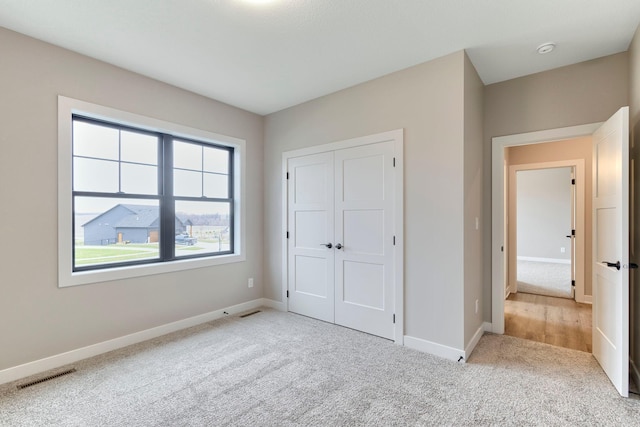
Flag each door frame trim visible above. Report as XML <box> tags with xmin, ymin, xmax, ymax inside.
<box><xmin>491</xmin><ymin>123</ymin><xmax>601</xmax><ymax>334</ymax></box>
<box><xmin>508</xmin><ymin>160</ymin><xmax>586</xmax><ymax>302</ymax></box>
<box><xmin>282</xmin><ymin>129</ymin><xmax>404</xmax><ymax>344</ymax></box>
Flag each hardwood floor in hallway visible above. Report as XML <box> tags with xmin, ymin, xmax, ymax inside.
<box><xmin>504</xmin><ymin>292</ymin><xmax>592</xmax><ymax>352</ymax></box>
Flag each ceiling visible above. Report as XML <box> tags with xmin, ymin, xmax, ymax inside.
<box><xmin>1</xmin><ymin>0</ymin><xmax>639</xmax><ymax>115</ymax></box>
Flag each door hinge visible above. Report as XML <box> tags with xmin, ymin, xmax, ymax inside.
<box><xmin>501</xmin><ymin>246</ymin><xmax>504</xmax><ymax>252</ymax></box>
<box><xmin>286</xmin><ymin>290</ymin><xmax>289</xmax><ymax>298</ymax></box>
<box><xmin>393</xmin><ymin>236</ymin><xmax>396</xmax><ymax>245</ymax></box>
<box><xmin>571</xmin><ymin>178</ymin><xmax>575</xmax><ymax>185</ymax></box>
<box><xmin>393</xmin><ymin>157</ymin><xmax>396</xmax><ymax>167</ymax></box>
<box><xmin>286</xmin><ymin>231</ymin><xmax>289</xmax><ymax>239</ymax></box>
<box><xmin>286</xmin><ymin>172</ymin><xmax>289</xmax><ymax>180</ymax></box>
<box><xmin>571</xmin><ymin>280</ymin><xmax>575</xmax><ymax>287</ymax></box>
<box><xmin>393</xmin><ymin>314</ymin><xmax>396</xmax><ymax>324</ymax></box>
<box><xmin>572</xmin><ymin>229</ymin><xmax>576</xmax><ymax>236</ymax></box>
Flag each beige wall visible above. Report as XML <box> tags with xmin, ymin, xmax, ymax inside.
<box><xmin>515</xmin><ymin>168</ymin><xmax>573</xmax><ymax>261</ymax></box>
<box><xmin>0</xmin><ymin>28</ymin><xmax>264</xmax><ymax>370</ymax></box>
<box><xmin>483</xmin><ymin>52</ymin><xmax>629</xmax><ymax>320</ymax></box>
<box><xmin>507</xmin><ymin>137</ymin><xmax>593</xmax><ymax>295</ymax></box>
<box><xmin>265</xmin><ymin>51</ymin><xmax>475</xmax><ymax>350</ymax></box>
<box><xmin>463</xmin><ymin>53</ymin><xmax>485</xmax><ymax>344</ymax></box>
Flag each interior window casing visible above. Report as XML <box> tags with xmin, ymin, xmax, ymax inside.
<box><xmin>58</xmin><ymin>96</ymin><xmax>246</xmax><ymax>287</ymax></box>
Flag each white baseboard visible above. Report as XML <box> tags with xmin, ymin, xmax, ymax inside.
<box><xmin>517</xmin><ymin>256</ymin><xmax>571</xmax><ymax>264</ymax></box>
<box><xmin>0</xmin><ymin>298</ymin><xmax>272</xmax><ymax>386</ymax></box>
<box><xmin>578</xmin><ymin>295</ymin><xmax>593</xmax><ymax>304</ymax></box>
<box><xmin>404</xmin><ymin>324</ymin><xmax>489</xmax><ymax>363</ymax></box>
<box><xmin>464</xmin><ymin>325</ymin><xmax>485</xmax><ymax>360</ymax></box>
<box><xmin>404</xmin><ymin>335</ymin><xmax>465</xmax><ymax>363</ymax></box>
<box><xmin>483</xmin><ymin>322</ymin><xmax>494</xmax><ymax>333</ymax></box>
<box><xmin>261</xmin><ymin>298</ymin><xmax>286</xmax><ymax>311</ymax></box>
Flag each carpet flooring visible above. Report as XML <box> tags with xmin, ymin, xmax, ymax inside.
<box><xmin>1</xmin><ymin>309</ymin><xmax>639</xmax><ymax>426</ymax></box>
<box><xmin>517</xmin><ymin>260</ymin><xmax>572</xmax><ymax>299</ymax></box>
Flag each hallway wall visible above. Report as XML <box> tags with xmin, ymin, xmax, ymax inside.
<box><xmin>515</xmin><ymin>167</ymin><xmax>572</xmax><ymax>261</ymax></box>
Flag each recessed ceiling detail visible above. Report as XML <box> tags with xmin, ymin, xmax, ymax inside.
<box><xmin>0</xmin><ymin>1</ymin><xmax>638</xmax><ymax>115</ymax></box>
<box><xmin>537</xmin><ymin>42</ymin><xmax>556</xmax><ymax>54</ymax></box>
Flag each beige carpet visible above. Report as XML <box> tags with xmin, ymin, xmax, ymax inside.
<box><xmin>517</xmin><ymin>260</ymin><xmax>573</xmax><ymax>299</ymax></box>
<box><xmin>1</xmin><ymin>309</ymin><xmax>638</xmax><ymax>426</ymax></box>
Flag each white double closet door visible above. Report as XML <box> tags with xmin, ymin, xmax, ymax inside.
<box><xmin>287</xmin><ymin>141</ymin><xmax>396</xmax><ymax>340</ymax></box>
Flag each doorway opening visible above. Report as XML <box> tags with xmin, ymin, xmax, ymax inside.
<box><xmin>493</xmin><ymin>131</ymin><xmax>595</xmax><ymax>352</ymax></box>
<box><xmin>513</xmin><ymin>166</ymin><xmax>575</xmax><ymax>299</ymax></box>
<box><xmin>503</xmin><ymin>150</ymin><xmax>591</xmax><ymax>353</ymax></box>
<box><xmin>491</xmin><ymin>123</ymin><xmax>600</xmax><ymax>335</ymax></box>
<box><xmin>492</xmin><ymin>108</ymin><xmax>631</xmax><ymax>397</ymax></box>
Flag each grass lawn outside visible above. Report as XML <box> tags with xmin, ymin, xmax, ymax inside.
<box><xmin>75</xmin><ymin>245</ymin><xmax>159</xmax><ymax>266</ymax></box>
<box><xmin>75</xmin><ymin>241</ymin><xmax>230</xmax><ymax>266</ymax></box>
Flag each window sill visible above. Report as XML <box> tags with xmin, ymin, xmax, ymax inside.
<box><xmin>59</xmin><ymin>252</ymin><xmax>245</xmax><ymax>288</ymax></box>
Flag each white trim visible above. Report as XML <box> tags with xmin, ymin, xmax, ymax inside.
<box><xmin>581</xmin><ymin>295</ymin><xmax>593</xmax><ymax>304</ymax></box>
<box><xmin>281</xmin><ymin>147</ymin><xmax>289</xmax><ymax>310</ymax></box>
<box><xmin>404</xmin><ymin>335</ymin><xmax>465</xmax><ymax>362</ymax></box>
<box><xmin>492</xmin><ymin>122</ymin><xmax>600</xmax><ymax>334</ymax></box>
<box><xmin>483</xmin><ymin>322</ymin><xmax>494</xmax><ymax>333</ymax></box>
<box><xmin>505</xmin><ymin>285</ymin><xmax>514</xmax><ymax>298</ymax></box>
<box><xmin>282</xmin><ymin>129</ymin><xmax>402</xmax><ymax>158</ymax></box>
<box><xmin>58</xmin><ymin>96</ymin><xmax>246</xmax><ymax>287</ymax></box>
<box><xmin>464</xmin><ymin>325</ymin><xmax>485</xmax><ymax>360</ymax></box>
<box><xmin>261</xmin><ymin>298</ymin><xmax>286</xmax><ymax>311</ymax></box>
<box><xmin>0</xmin><ymin>298</ymin><xmax>271</xmax><ymax>386</ymax></box>
<box><xmin>281</xmin><ymin>129</ymin><xmax>404</xmax><ymax>344</ymax></box>
<box><xmin>516</xmin><ymin>256</ymin><xmax>571</xmax><ymax>264</ymax></box>
<box><xmin>393</xmin><ymin>132</ymin><xmax>405</xmax><ymax>345</ymax></box>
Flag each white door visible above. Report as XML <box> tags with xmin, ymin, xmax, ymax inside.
<box><xmin>334</xmin><ymin>142</ymin><xmax>395</xmax><ymax>339</ymax></box>
<box><xmin>287</xmin><ymin>152</ymin><xmax>335</xmax><ymax>323</ymax></box>
<box><xmin>592</xmin><ymin>106</ymin><xmax>629</xmax><ymax>397</ymax></box>
<box><xmin>287</xmin><ymin>141</ymin><xmax>396</xmax><ymax>340</ymax></box>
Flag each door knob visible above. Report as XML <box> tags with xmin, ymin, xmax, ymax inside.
<box><xmin>320</xmin><ymin>243</ymin><xmax>332</xmax><ymax>249</ymax></box>
<box><xmin>335</xmin><ymin>243</ymin><xmax>343</xmax><ymax>250</ymax></box>
<box><xmin>602</xmin><ymin>261</ymin><xmax>621</xmax><ymax>270</ymax></box>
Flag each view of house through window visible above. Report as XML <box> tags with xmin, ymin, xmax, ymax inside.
<box><xmin>72</xmin><ymin>117</ymin><xmax>233</xmax><ymax>271</ymax></box>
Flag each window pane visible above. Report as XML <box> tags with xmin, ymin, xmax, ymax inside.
<box><xmin>74</xmin><ymin>157</ymin><xmax>119</xmax><ymax>192</ymax></box>
<box><xmin>203</xmin><ymin>147</ymin><xmax>229</xmax><ymax>174</ymax></box>
<box><xmin>203</xmin><ymin>173</ymin><xmax>228</xmax><ymax>198</ymax></box>
<box><xmin>175</xmin><ymin>201</ymin><xmax>231</xmax><ymax>257</ymax></box>
<box><xmin>73</xmin><ymin>120</ymin><xmax>119</xmax><ymax>160</ymax></box>
<box><xmin>121</xmin><ymin>131</ymin><xmax>158</xmax><ymax>165</ymax></box>
<box><xmin>121</xmin><ymin>163</ymin><xmax>158</xmax><ymax>195</ymax></box>
<box><xmin>74</xmin><ymin>197</ymin><xmax>160</xmax><ymax>268</ymax></box>
<box><xmin>174</xmin><ymin>169</ymin><xmax>202</xmax><ymax>197</ymax></box>
<box><xmin>174</xmin><ymin>140</ymin><xmax>202</xmax><ymax>170</ymax></box>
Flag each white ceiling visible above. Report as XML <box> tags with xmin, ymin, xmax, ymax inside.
<box><xmin>1</xmin><ymin>0</ymin><xmax>639</xmax><ymax>115</ymax></box>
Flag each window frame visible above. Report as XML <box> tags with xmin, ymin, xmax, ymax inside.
<box><xmin>58</xmin><ymin>96</ymin><xmax>246</xmax><ymax>287</ymax></box>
